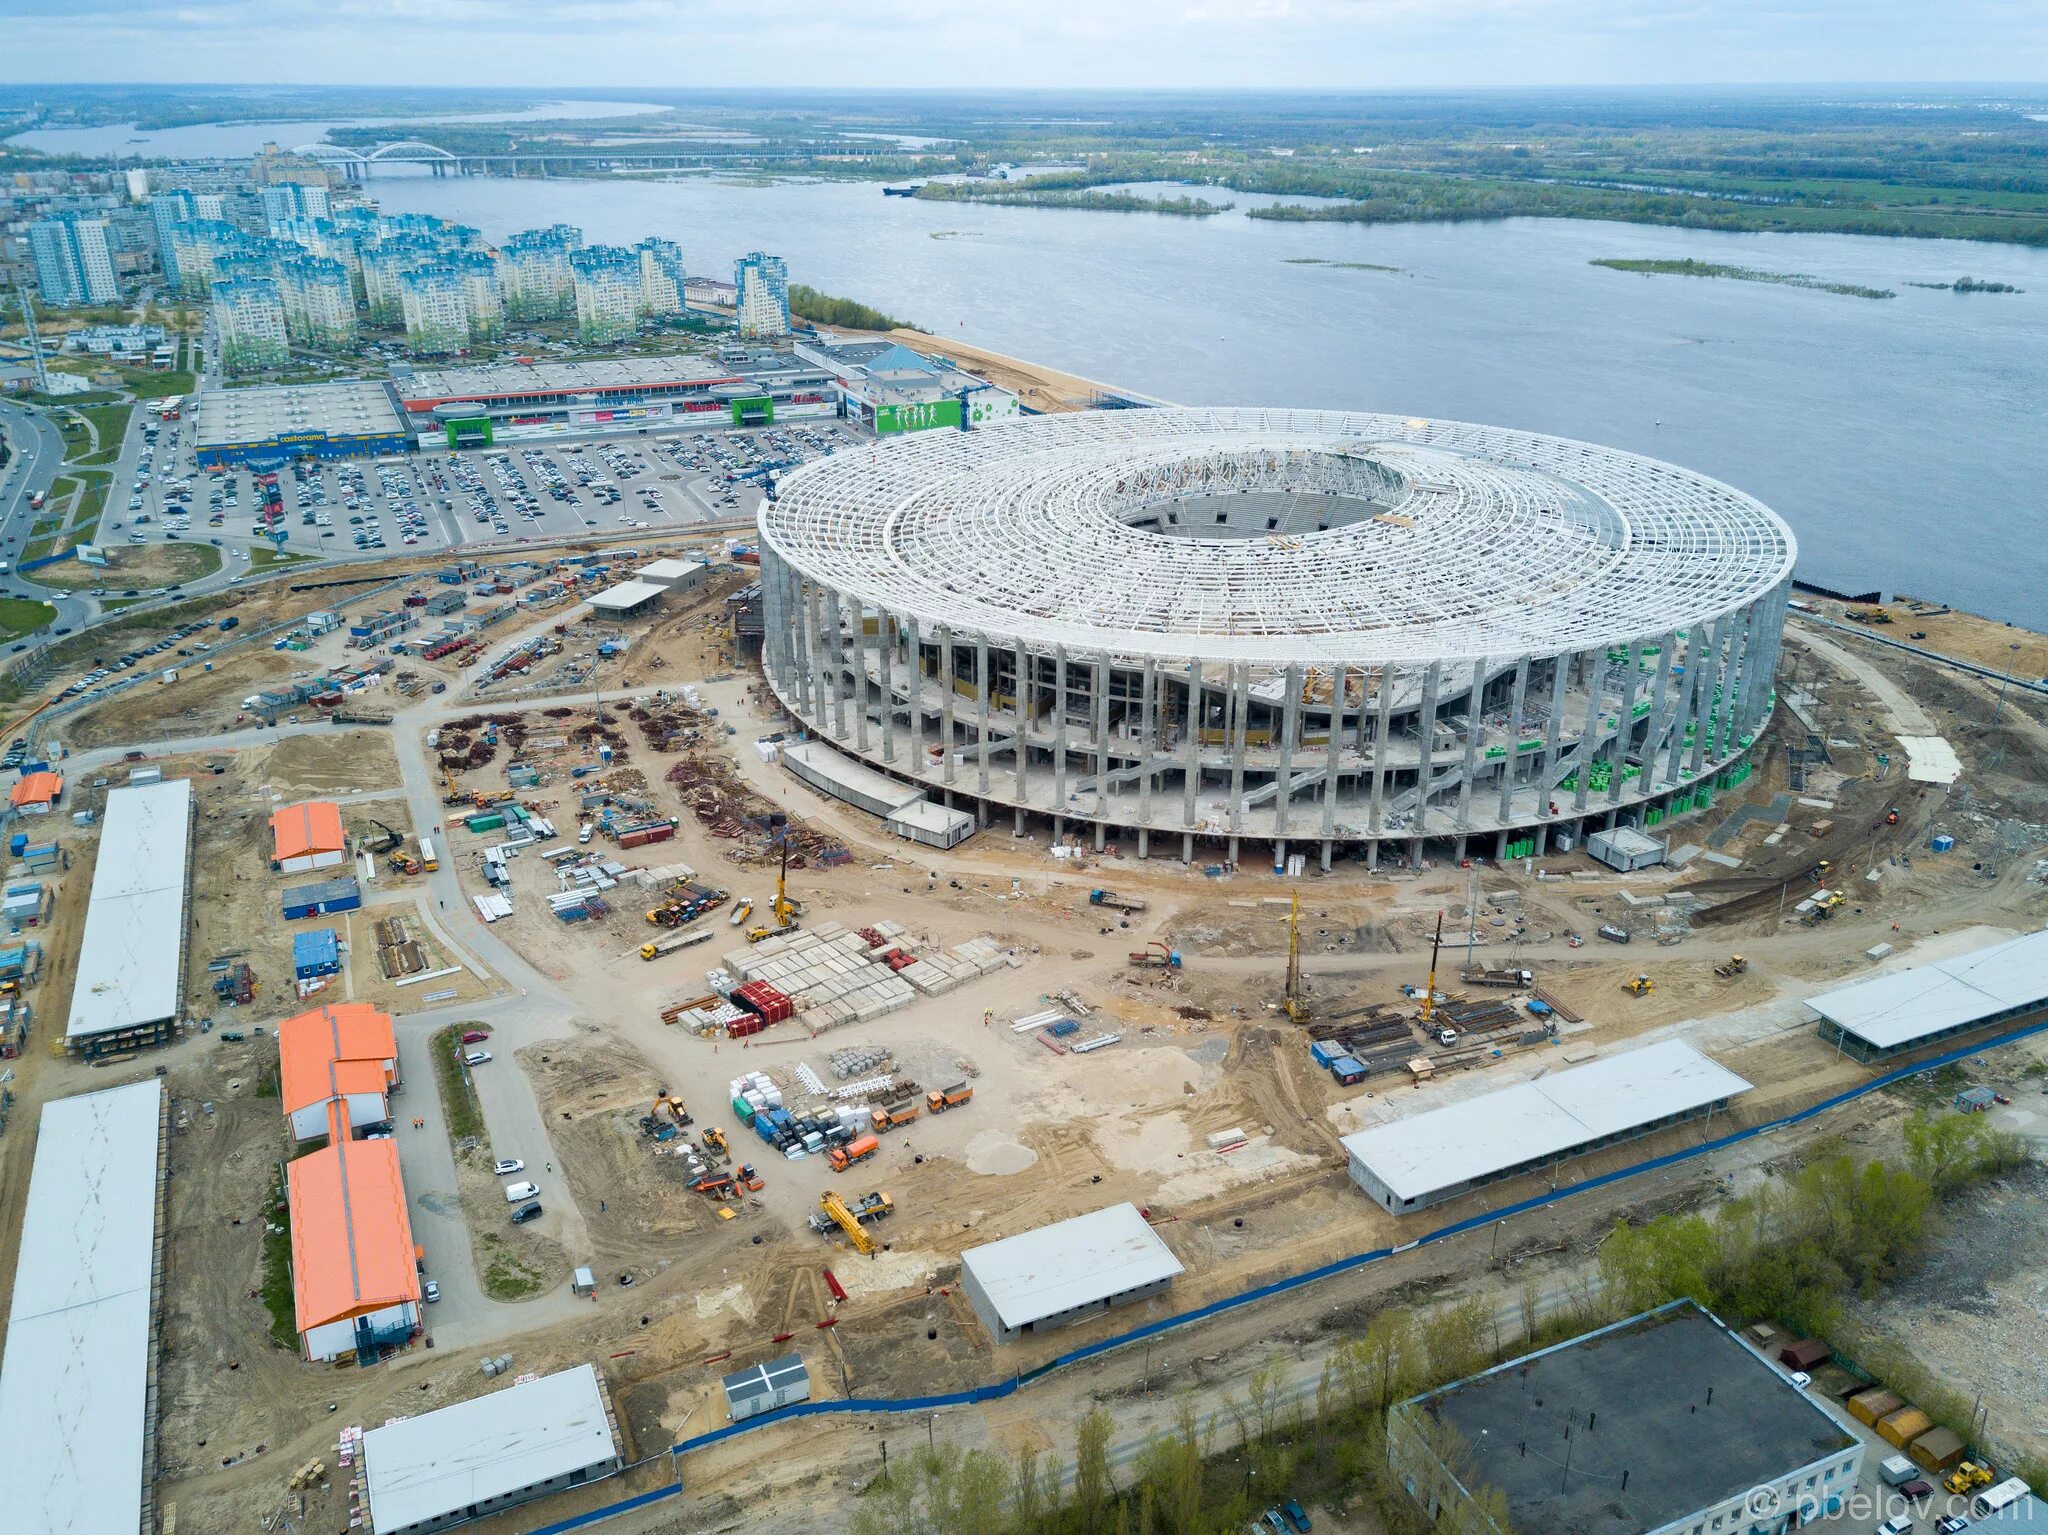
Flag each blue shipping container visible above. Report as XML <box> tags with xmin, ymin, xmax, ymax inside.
<box><xmin>1330</xmin><ymin>1056</ymin><xmax>1367</xmax><ymax>1085</ymax></box>
<box><xmin>1309</xmin><ymin>1039</ymin><xmax>1342</xmax><ymax>1067</ymax></box>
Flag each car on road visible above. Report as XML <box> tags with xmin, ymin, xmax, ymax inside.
<box><xmin>1934</xmin><ymin>1516</ymin><xmax>1972</xmax><ymax>1534</ymax></box>
<box><xmin>461</xmin><ymin>1028</ymin><xmax>490</xmax><ymax>1043</ymax></box>
<box><xmin>1279</xmin><ymin>1501</ymin><xmax>1311</xmax><ymax>1533</ymax></box>
<box><xmin>510</xmin><ymin>1200</ymin><xmax>543</xmax><ymax>1224</ymax></box>
<box><xmin>1876</xmin><ymin>1520</ymin><xmax>1913</xmax><ymax>1535</ymax></box>
<box><xmin>494</xmin><ymin>1158</ymin><xmax>525</xmax><ymax>1176</ymax></box>
<box><xmin>423</xmin><ymin>1280</ymin><xmax>441</xmax><ymax>1303</ymax></box>
<box><xmin>463</xmin><ymin>1049</ymin><xmax>492</xmax><ymax>1066</ymax></box>
<box><xmin>503</xmin><ymin>1180</ymin><xmax>540</xmax><ymax>1202</ymax></box>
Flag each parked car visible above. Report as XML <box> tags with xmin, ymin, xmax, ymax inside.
<box><xmin>510</xmin><ymin>1201</ymin><xmax>543</xmax><ymax>1224</ymax></box>
<box><xmin>1261</xmin><ymin>1512</ymin><xmax>1286</xmax><ymax>1535</ymax></box>
<box><xmin>1280</xmin><ymin>1501</ymin><xmax>1311</xmax><ymax>1533</ymax></box>
<box><xmin>494</xmin><ymin>1158</ymin><xmax>525</xmax><ymax>1176</ymax></box>
<box><xmin>1877</xmin><ymin>1519</ymin><xmax>1914</xmax><ymax>1535</ymax></box>
<box><xmin>423</xmin><ymin>1280</ymin><xmax>441</xmax><ymax>1303</ymax></box>
<box><xmin>503</xmin><ymin>1181</ymin><xmax>540</xmax><ymax>1202</ymax></box>
<box><xmin>461</xmin><ymin>1029</ymin><xmax>490</xmax><ymax>1044</ymax></box>
<box><xmin>1934</xmin><ymin>1516</ymin><xmax>1972</xmax><ymax>1534</ymax></box>
<box><xmin>1901</xmin><ymin>1480</ymin><xmax>1935</xmax><ymax>1501</ymax></box>
<box><xmin>464</xmin><ymin>1050</ymin><xmax>492</xmax><ymax>1066</ymax></box>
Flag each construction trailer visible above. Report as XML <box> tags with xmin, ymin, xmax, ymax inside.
<box><xmin>65</xmin><ymin>777</ymin><xmax>193</xmax><ymax>1058</ymax></box>
<box><xmin>283</xmin><ymin>874</ymin><xmax>363</xmax><ymax>920</ymax></box>
<box><xmin>292</xmin><ymin>927</ymin><xmax>342</xmax><ymax>980</ymax></box>
<box><xmin>1807</xmin><ymin>927</ymin><xmax>2048</xmax><ymax>1063</ymax></box>
<box><xmin>721</xmin><ymin>1353</ymin><xmax>810</xmax><ymax>1422</ymax></box>
<box><xmin>1586</xmin><ymin>825</ymin><xmax>1667</xmax><ymax>873</ymax></box>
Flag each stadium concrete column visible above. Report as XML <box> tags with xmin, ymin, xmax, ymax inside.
<box><xmin>1275</xmin><ymin>663</ymin><xmax>1301</xmax><ymax>841</ymax></box>
<box><xmin>1609</xmin><ymin>640</ymin><xmax>1643</xmax><ymax>807</ymax></box>
<box><xmin>938</xmin><ymin>625</ymin><xmax>957</xmax><ymax>785</ymax></box>
<box><xmin>1573</xmin><ymin>650</ymin><xmax>1603</xmax><ymax>814</ymax></box>
<box><xmin>824</xmin><ymin>591</ymin><xmax>851</xmax><ymax>740</ymax></box>
<box><xmin>795</xmin><ymin>579</ymin><xmax>821</xmax><ymax>722</ymax></box>
<box><xmin>1496</xmin><ymin>656</ymin><xmax>1530</xmax><ymax>824</ymax></box>
<box><xmin>904</xmin><ymin>615</ymin><xmax>924</xmax><ymax>772</ymax></box>
<box><xmin>1226</xmin><ymin>663</ymin><xmax>1249</xmax><ymax>852</ymax></box>
<box><xmin>1414</xmin><ymin>662</ymin><xmax>1442</xmax><ymax>841</ymax></box>
<box><xmin>1685</xmin><ymin>617</ymin><xmax>1721</xmax><ymax>778</ymax></box>
<box><xmin>1138</xmin><ymin>657</ymin><xmax>1158</xmax><ymax>826</ymax></box>
<box><xmin>1320</xmin><ymin>665</ymin><xmax>1345</xmax><ymax>869</ymax></box>
<box><xmin>1012</xmin><ymin>641</ymin><xmax>1031</xmax><ymax>809</ymax></box>
<box><xmin>1664</xmin><ymin>627</ymin><xmax>1702</xmax><ymax>787</ymax></box>
<box><xmin>1455</xmin><ymin>656</ymin><xmax>1486</xmax><ymax>845</ymax></box>
<box><xmin>1368</xmin><ymin>669</ymin><xmax>1394</xmax><ymax>838</ymax></box>
<box><xmin>1645</xmin><ymin>632</ymin><xmax>1679</xmax><ymax>789</ymax></box>
<box><xmin>879</xmin><ymin>612</ymin><xmax>898</xmax><ymax>765</ymax></box>
<box><xmin>975</xmin><ymin>638</ymin><xmax>992</xmax><ymax>800</ymax></box>
<box><xmin>1091</xmin><ymin>657</ymin><xmax>1111</xmax><ymax>848</ymax></box>
<box><xmin>1052</xmin><ymin>645</ymin><xmax>1070</xmax><ymax>817</ymax></box>
<box><xmin>1181</xmin><ymin>660</ymin><xmax>1201</xmax><ymax>832</ymax></box>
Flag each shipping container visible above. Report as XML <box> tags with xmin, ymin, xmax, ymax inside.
<box><xmin>1848</xmin><ymin>1390</ymin><xmax>1904</xmax><ymax>1427</ymax></box>
<box><xmin>1878</xmin><ymin>1407</ymin><xmax>1934</xmax><ymax>1450</ymax></box>
<box><xmin>1329</xmin><ymin>1056</ymin><xmax>1366</xmax><ymax>1085</ymax></box>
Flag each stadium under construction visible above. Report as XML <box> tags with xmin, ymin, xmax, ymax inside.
<box><xmin>758</xmin><ymin>408</ymin><xmax>1797</xmax><ymax>868</ymax></box>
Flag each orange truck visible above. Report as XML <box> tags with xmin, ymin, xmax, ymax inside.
<box><xmin>871</xmin><ymin>1102</ymin><xmax>920</xmax><ymax>1131</ymax></box>
<box><xmin>828</xmin><ymin>1133</ymin><xmax>880</xmax><ymax>1172</ymax></box>
<box><xmin>925</xmin><ymin>1083</ymin><xmax>974</xmax><ymax>1114</ymax></box>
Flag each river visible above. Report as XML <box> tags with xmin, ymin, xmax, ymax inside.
<box><xmin>5</xmin><ymin>100</ymin><xmax>669</xmax><ymax>159</ymax></box>
<box><xmin>374</xmin><ymin>174</ymin><xmax>2048</xmax><ymax>628</ymax></box>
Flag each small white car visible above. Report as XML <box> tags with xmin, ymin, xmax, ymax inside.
<box><xmin>464</xmin><ymin>1050</ymin><xmax>492</xmax><ymax>1067</ymax></box>
<box><xmin>494</xmin><ymin>1158</ymin><xmax>525</xmax><ymax>1176</ymax></box>
<box><xmin>423</xmin><ymin>1280</ymin><xmax>441</xmax><ymax>1303</ymax></box>
<box><xmin>503</xmin><ymin>1180</ymin><xmax>540</xmax><ymax>1203</ymax></box>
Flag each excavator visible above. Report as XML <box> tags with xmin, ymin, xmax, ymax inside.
<box><xmin>653</xmin><ymin>1089</ymin><xmax>691</xmax><ymax>1128</ymax></box>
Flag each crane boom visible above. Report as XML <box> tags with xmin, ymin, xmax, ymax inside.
<box><xmin>820</xmin><ymin>1190</ymin><xmax>876</xmax><ymax>1255</ymax></box>
<box><xmin>1421</xmin><ymin>911</ymin><xmax>1444</xmax><ymax>1026</ymax></box>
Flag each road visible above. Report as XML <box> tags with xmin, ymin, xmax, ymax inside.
<box><xmin>0</xmin><ymin>397</ymin><xmax>91</xmax><ymax>632</ymax></box>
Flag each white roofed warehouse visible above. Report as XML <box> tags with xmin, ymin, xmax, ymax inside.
<box><xmin>959</xmin><ymin>1203</ymin><xmax>1184</xmax><ymax>1343</ymax></box>
<box><xmin>1807</xmin><ymin>929</ymin><xmax>2048</xmax><ymax>1063</ymax></box>
<box><xmin>65</xmin><ymin>776</ymin><xmax>194</xmax><ymax>1057</ymax></box>
<box><xmin>758</xmin><ymin>408</ymin><xmax>1795</xmax><ymax>870</ymax></box>
<box><xmin>361</xmin><ymin>1364</ymin><xmax>622</xmax><ymax>1534</ymax></box>
<box><xmin>1342</xmin><ymin>1040</ymin><xmax>1753</xmax><ymax>1213</ymax></box>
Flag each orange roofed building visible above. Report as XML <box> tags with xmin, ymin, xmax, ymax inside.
<box><xmin>8</xmin><ymin>771</ymin><xmax>61</xmax><ymax>815</ymax></box>
<box><xmin>286</xmin><ymin>1111</ymin><xmax>422</xmax><ymax>1363</ymax></box>
<box><xmin>270</xmin><ymin>800</ymin><xmax>346</xmax><ymax>873</ymax></box>
<box><xmin>278</xmin><ymin>1002</ymin><xmax>400</xmax><ymax>1142</ymax></box>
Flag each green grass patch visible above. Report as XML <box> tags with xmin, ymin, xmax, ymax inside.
<box><xmin>431</xmin><ymin>1024</ymin><xmax>488</xmax><ymax>1147</ymax></box>
<box><xmin>0</xmin><ymin>598</ymin><xmax>55</xmax><ymax>641</ymax></box>
<box><xmin>1591</xmin><ymin>257</ymin><xmax>1895</xmax><ymax>299</ymax></box>
<box><xmin>122</xmin><ymin>369</ymin><xmax>196</xmax><ymax>400</ymax></box>
<box><xmin>259</xmin><ymin>1170</ymin><xmax>299</xmax><ymax>1351</ymax></box>
<box><xmin>475</xmin><ymin>1231</ymin><xmax>550</xmax><ymax>1301</ymax></box>
<box><xmin>36</xmin><ymin>591</ymin><xmax>232</xmax><ymax>670</ymax></box>
<box><xmin>65</xmin><ymin>402</ymin><xmax>134</xmax><ymax>467</ymax></box>
<box><xmin>250</xmin><ymin>544</ymin><xmax>319</xmax><ymax>569</ymax></box>
<box><xmin>98</xmin><ymin>597</ymin><xmax>142</xmax><ymax>612</ymax></box>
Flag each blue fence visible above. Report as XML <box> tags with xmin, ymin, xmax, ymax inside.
<box><xmin>529</xmin><ymin>1010</ymin><xmax>2048</xmax><ymax>1532</ymax></box>
<box><xmin>18</xmin><ymin>548</ymin><xmax>76</xmax><ymax>573</ymax></box>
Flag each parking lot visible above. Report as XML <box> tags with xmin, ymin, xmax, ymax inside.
<box><xmin>136</xmin><ymin>416</ymin><xmax>863</xmax><ymax>564</ymax></box>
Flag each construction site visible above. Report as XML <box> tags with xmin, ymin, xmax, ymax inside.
<box><xmin>0</xmin><ymin>430</ymin><xmax>2045</xmax><ymax>1535</ymax></box>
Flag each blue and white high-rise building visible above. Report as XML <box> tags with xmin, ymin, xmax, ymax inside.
<box><xmin>734</xmin><ymin>251</ymin><xmax>790</xmax><ymax>338</ymax></box>
<box><xmin>150</xmin><ymin>190</ymin><xmax>224</xmax><ymax>286</ymax></box>
<box><xmin>212</xmin><ymin>276</ymin><xmax>290</xmax><ymax>373</ymax></box>
<box><xmin>398</xmin><ymin>264</ymin><xmax>471</xmax><ymax>355</ymax></box>
<box><xmin>636</xmin><ymin>238</ymin><xmax>688</xmax><ymax>318</ymax></box>
<box><xmin>499</xmin><ymin>225</ymin><xmax>582</xmax><ymax>321</ymax></box>
<box><xmin>570</xmin><ymin>245</ymin><xmax>641</xmax><ymax>343</ymax></box>
<box><xmin>29</xmin><ymin>214</ymin><xmax>120</xmax><ymax>306</ymax></box>
<box><xmin>259</xmin><ymin>181</ymin><xmax>332</xmax><ymax>228</ymax></box>
<box><xmin>278</xmin><ymin>254</ymin><xmax>357</xmax><ymax>348</ymax></box>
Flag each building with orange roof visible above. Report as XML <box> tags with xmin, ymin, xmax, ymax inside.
<box><xmin>270</xmin><ymin>799</ymin><xmax>346</xmax><ymax>872</ymax></box>
<box><xmin>286</xmin><ymin>1114</ymin><xmax>422</xmax><ymax>1362</ymax></box>
<box><xmin>278</xmin><ymin>1002</ymin><xmax>400</xmax><ymax>1142</ymax></box>
<box><xmin>8</xmin><ymin>771</ymin><xmax>61</xmax><ymax>815</ymax></box>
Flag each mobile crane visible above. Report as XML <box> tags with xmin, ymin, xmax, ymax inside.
<box><xmin>818</xmin><ymin>1190</ymin><xmax>877</xmax><ymax>1256</ymax></box>
<box><xmin>1283</xmin><ymin>892</ymin><xmax>1307</xmax><ymax>1022</ymax></box>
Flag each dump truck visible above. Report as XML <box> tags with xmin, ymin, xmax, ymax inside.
<box><xmin>1460</xmin><ymin>968</ymin><xmax>1533</xmax><ymax>988</ymax></box>
<box><xmin>729</xmin><ymin>897</ymin><xmax>754</xmax><ymax>926</ymax></box>
<box><xmin>871</xmin><ymin>1101</ymin><xmax>921</xmax><ymax>1131</ymax></box>
<box><xmin>1715</xmin><ymin>954</ymin><xmax>1749</xmax><ymax>978</ymax></box>
<box><xmin>1089</xmin><ymin>889</ymin><xmax>1148</xmax><ymax>914</ymax></box>
<box><xmin>926</xmin><ymin>1082</ymin><xmax>974</xmax><ymax>1113</ymax></box>
<box><xmin>641</xmin><ymin>927</ymin><xmax>715</xmax><ymax>962</ymax></box>
<box><xmin>1128</xmin><ymin>941</ymin><xmax>1182</xmax><ymax>969</ymax></box>
<box><xmin>828</xmin><ymin>1132</ymin><xmax>880</xmax><ymax>1172</ymax></box>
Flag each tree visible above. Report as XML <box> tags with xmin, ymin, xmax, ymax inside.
<box><xmin>1074</xmin><ymin>1410</ymin><xmax>1114</xmax><ymax>1534</ymax></box>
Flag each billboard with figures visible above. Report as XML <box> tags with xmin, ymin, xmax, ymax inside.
<box><xmin>875</xmin><ymin>398</ymin><xmax>963</xmax><ymax>435</ymax></box>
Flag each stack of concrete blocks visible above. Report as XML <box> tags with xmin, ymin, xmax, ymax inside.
<box><xmin>897</xmin><ymin>936</ymin><xmax>1011</xmax><ymax>996</ymax></box>
<box><xmin>719</xmin><ymin>920</ymin><xmax>919</xmax><ymax>1030</ymax></box>
<box><xmin>674</xmin><ymin>998</ymin><xmax>748</xmax><ymax>1035</ymax></box>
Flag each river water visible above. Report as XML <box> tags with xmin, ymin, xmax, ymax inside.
<box><xmin>369</xmin><ymin>174</ymin><xmax>2048</xmax><ymax>627</ymax></box>
<box><xmin>5</xmin><ymin>100</ymin><xmax>668</xmax><ymax>159</ymax></box>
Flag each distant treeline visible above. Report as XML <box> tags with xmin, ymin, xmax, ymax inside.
<box><xmin>787</xmin><ymin>285</ymin><xmax>919</xmax><ymax>333</ymax></box>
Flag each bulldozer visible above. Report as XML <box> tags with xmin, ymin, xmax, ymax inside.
<box><xmin>1945</xmin><ymin>1460</ymin><xmax>1995</xmax><ymax>1495</ymax></box>
<box><xmin>1622</xmin><ymin>974</ymin><xmax>1654</xmax><ymax>996</ymax></box>
<box><xmin>1714</xmin><ymin>955</ymin><xmax>1748</xmax><ymax>979</ymax></box>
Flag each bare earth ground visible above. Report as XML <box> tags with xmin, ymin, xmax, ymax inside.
<box><xmin>0</xmin><ymin>546</ymin><xmax>2045</xmax><ymax>1533</ymax></box>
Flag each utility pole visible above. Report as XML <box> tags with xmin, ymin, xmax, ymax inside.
<box><xmin>1992</xmin><ymin>642</ymin><xmax>2021</xmax><ymax>729</ymax></box>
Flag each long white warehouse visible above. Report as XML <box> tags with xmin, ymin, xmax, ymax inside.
<box><xmin>1807</xmin><ymin>928</ymin><xmax>2048</xmax><ymax>1063</ymax></box>
<box><xmin>1342</xmin><ymin>1040</ymin><xmax>1753</xmax><ymax>1213</ymax></box>
<box><xmin>960</xmin><ymin>1202</ymin><xmax>1184</xmax><ymax>1343</ymax></box>
<box><xmin>65</xmin><ymin>776</ymin><xmax>193</xmax><ymax>1057</ymax></box>
<box><xmin>0</xmin><ymin>1078</ymin><xmax>167</xmax><ymax>1535</ymax></box>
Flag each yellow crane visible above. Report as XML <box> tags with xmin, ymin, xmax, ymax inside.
<box><xmin>819</xmin><ymin>1190</ymin><xmax>876</xmax><ymax>1256</ymax></box>
<box><xmin>767</xmin><ymin>813</ymin><xmax>805</xmax><ymax>930</ymax></box>
<box><xmin>1419</xmin><ymin>911</ymin><xmax>1445</xmax><ymax>1028</ymax></box>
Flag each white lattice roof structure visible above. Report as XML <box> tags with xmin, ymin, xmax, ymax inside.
<box><xmin>762</xmin><ymin>408</ymin><xmax>1796</xmax><ymax>667</ymax></box>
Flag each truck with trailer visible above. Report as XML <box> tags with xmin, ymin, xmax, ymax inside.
<box><xmin>641</xmin><ymin>927</ymin><xmax>716</xmax><ymax>962</ymax></box>
<box><xmin>1089</xmin><ymin>889</ymin><xmax>1148</xmax><ymax>914</ymax></box>
<box><xmin>1460</xmin><ymin>968</ymin><xmax>1534</xmax><ymax>988</ymax></box>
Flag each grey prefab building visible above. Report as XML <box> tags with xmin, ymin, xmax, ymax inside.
<box><xmin>1389</xmin><ymin>1301</ymin><xmax>1862</xmax><ymax>1535</ymax></box>
<box><xmin>722</xmin><ymin>1353</ymin><xmax>810</xmax><ymax>1422</ymax></box>
<box><xmin>1806</xmin><ymin>928</ymin><xmax>2048</xmax><ymax>1063</ymax></box>
<box><xmin>959</xmin><ymin>1203</ymin><xmax>1183</xmax><ymax>1343</ymax></box>
<box><xmin>362</xmin><ymin>1364</ymin><xmax>621</xmax><ymax>1535</ymax></box>
<box><xmin>1586</xmin><ymin>825</ymin><xmax>1666</xmax><ymax>872</ymax></box>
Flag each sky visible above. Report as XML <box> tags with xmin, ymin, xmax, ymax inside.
<box><xmin>2</xmin><ymin>0</ymin><xmax>2045</xmax><ymax>89</ymax></box>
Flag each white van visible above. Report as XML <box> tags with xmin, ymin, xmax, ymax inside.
<box><xmin>503</xmin><ymin>1180</ymin><xmax>540</xmax><ymax>1203</ymax></box>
